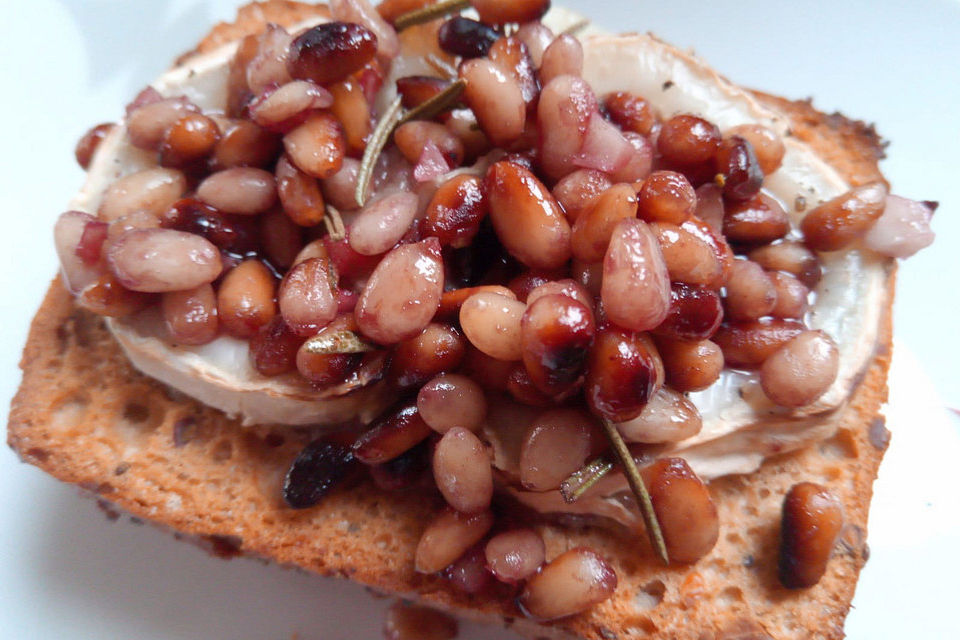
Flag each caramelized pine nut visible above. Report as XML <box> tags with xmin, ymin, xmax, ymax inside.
<box><xmin>76</xmin><ymin>272</ymin><xmax>152</xmax><ymax>318</ymax></box>
<box><xmin>424</xmin><ymin>174</ymin><xmax>488</xmax><ymax>249</ymax></box>
<box><xmin>571</xmin><ymin>183</ymin><xmax>638</xmax><ymax>263</ymax></box>
<box><xmin>651</xmin><ymin>222</ymin><xmax>725</xmax><ymax>289</ymax></box>
<box><xmin>538</xmin><ymin>75</ymin><xmax>598</xmax><ymax>180</ymax></box>
<box><xmin>417</xmin><ymin>373</ymin><xmax>486</xmax><ymax>433</ymax></box>
<box><xmin>748</xmin><ymin>241</ymin><xmax>822</xmax><ymax>288</ymax></box>
<box><xmin>394</xmin><ymin>121</ymin><xmax>464</xmax><ymax>168</ymax></box>
<box><xmin>723</xmin><ymin>193</ymin><xmax>791</xmax><ymax>245</ymax></box>
<box><xmin>779</xmin><ymin>482</ymin><xmax>844</xmax><ymax>589</ymax></box>
<box><xmin>520</xmin><ymin>408</ymin><xmax>595</xmax><ymax>491</ymax></box>
<box><xmin>197</xmin><ymin>168</ymin><xmax>277</xmax><ymax>216</ymax></box>
<box><xmin>161</xmin><ymin>284</ymin><xmax>219</xmax><ymax>345</ymax></box>
<box><xmin>552</xmin><ymin>169</ymin><xmax>613</xmax><ymax>224</ymax></box>
<box><xmin>278</xmin><ymin>257</ymin><xmax>338</xmax><ymax>337</ymax></box>
<box><xmin>354</xmin><ymin>400</ymin><xmax>432</xmax><ymax>465</ymax></box>
<box><xmin>485</xmin><ymin>529</ymin><xmax>545</xmax><ymax>583</ymax></box>
<box><xmin>98</xmin><ymin>168</ymin><xmax>187</xmax><ymax>222</ymax></box>
<box><xmin>471</xmin><ymin>0</ymin><xmax>550</xmax><ymax>25</ymax></box>
<box><xmin>539</xmin><ymin>34</ymin><xmax>583</xmax><ymax>86</ymax></box>
<box><xmin>349</xmin><ymin>191</ymin><xmax>419</xmax><ymax>256</ymax></box>
<box><xmin>655</xmin><ymin>337</ymin><xmax>724</xmax><ymax>393</ymax></box>
<box><xmin>250</xmin><ymin>315</ymin><xmax>304</xmax><ymax>376</ymax></box>
<box><xmin>727</xmin><ymin>123</ymin><xmax>785</xmax><ymax>175</ymax></box>
<box><xmin>75</xmin><ymin>123</ymin><xmax>115</xmax><ymax>169</ymax></box>
<box><xmin>286</xmin><ymin>22</ymin><xmax>378</xmax><ymax>85</ymax></box>
<box><xmin>329</xmin><ymin>78</ymin><xmax>372</xmax><ymax>155</ymax></box>
<box><xmin>800</xmin><ymin>183</ymin><xmax>887</xmax><ymax>251</ymax></box>
<box><xmin>714</xmin><ymin>135</ymin><xmax>763</xmax><ymax>201</ymax></box>
<box><xmin>159</xmin><ymin>113</ymin><xmax>220</xmax><ymax>168</ymax></box>
<box><xmin>217</xmin><ymin>259</ymin><xmax>277</xmax><ymax>338</ymax></box>
<box><xmin>211</xmin><ymin>119</ymin><xmax>281</xmax><ymax>169</ymax></box>
<box><xmin>657</xmin><ymin>114</ymin><xmax>721</xmax><ymax>166</ymax></box>
<box><xmin>390</xmin><ymin>324</ymin><xmax>466</xmax><ymax>388</ymax></box>
<box><xmin>415</xmin><ymin>508</ymin><xmax>494</xmax><ymax>574</ymax></box>
<box><xmin>355</xmin><ymin>239</ymin><xmax>444</xmax><ymax>344</ymax></box>
<box><xmin>615</xmin><ymin>387</ymin><xmax>701</xmax><ymax>443</ymax></box>
<box><xmin>585</xmin><ymin>327</ymin><xmax>664</xmax><ymax>423</ymax></box>
<box><xmin>724</xmin><ymin>259</ymin><xmax>777</xmax><ymax>321</ymax></box>
<box><xmin>461</xmin><ymin>59</ymin><xmax>525</xmax><ymax>148</ymax></box>
<box><xmin>433</xmin><ymin>427</ymin><xmax>493</xmax><ymax>514</ymax></box>
<box><xmin>438</xmin><ymin>17</ymin><xmax>498</xmax><ymax>58</ymax></box>
<box><xmin>604</xmin><ymin>91</ymin><xmax>657</xmax><ymax>136</ymax></box>
<box><xmin>520</xmin><ymin>548</ymin><xmax>617</xmax><ymax>621</ymax></box>
<box><xmin>601</xmin><ymin>218</ymin><xmax>671</xmax><ymax>332</ymax></box>
<box><xmin>712</xmin><ymin>318</ymin><xmax>805</xmax><ymax>367</ymax></box>
<box><xmin>485</xmin><ymin>161</ymin><xmax>571</xmax><ymax>270</ymax></box>
<box><xmin>641</xmin><ymin>458</ymin><xmax>719</xmax><ymax>563</ymax></box>
<box><xmin>276</xmin><ymin>153</ymin><xmax>326</xmax><ymax>226</ymax></box>
<box><xmin>654</xmin><ymin>283</ymin><xmax>723</xmax><ymax>342</ymax></box>
<box><xmin>769</xmin><ymin>271</ymin><xmax>809</xmax><ymax>319</ymax></box>
<box><xmin>520</xmin><ymin>294</ymin><xmax>595</xmax><ymax>396</ymax></box>
<box><xmin>760</xmin><ymin>330</ymin><xmax>839</xmax><ymax>407</ymax></box>
<box><xmin>459</xmin><ymin>292</ymin><xmax>526</xmax><ymax>361</ymax></box>
<box><xmin>106</xmin><ymin>228</ymin><xmax>222</xmax><ymax>293</ymax></box>
<box><xmin>283</xmin><ymin>112</ymin><xmax>346</xmax><ymax>179</ymax></box>
<box><xmin>526</xmin><ymin>279</ymin><xmax>593</xmax><ymax>310</ymax></box>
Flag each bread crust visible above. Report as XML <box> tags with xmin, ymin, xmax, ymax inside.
<box><xmin>8</xmin><ymin>4</ymin><xmax>896</xmax><ymax>639</ymax></box>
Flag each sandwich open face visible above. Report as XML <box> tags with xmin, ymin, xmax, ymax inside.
<box><xmin>8</xmin><ymin>1</ymin><xmax>936</xmax><ymax>638</ymax></box>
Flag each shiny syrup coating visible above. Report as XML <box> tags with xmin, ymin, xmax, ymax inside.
<box><xmin>779</xmin><ymin>482</ymin><xmax>844</xmax><ymax>588</ymax></box>
<box><xmin>585</xmin><ymin>326</ymin><xmax>663</xmax><ymax>422</ymax></box>
<box><xmin>287</xmin><ymin>22</ymin><xmax>378</xmax><ymax>85</ymax></box>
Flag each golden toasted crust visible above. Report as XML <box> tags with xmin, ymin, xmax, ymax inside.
<box><xmin>8</xmin><ymin>4</ymin><xmax>896</xmax><ymax>639</ymax></box>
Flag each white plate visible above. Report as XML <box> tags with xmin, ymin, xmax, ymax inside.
<box><xmin>1</xmin><ymin>1</ymin><xmax>958</xmax><ymax>638</ymax></box>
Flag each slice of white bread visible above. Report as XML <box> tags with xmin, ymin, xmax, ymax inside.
<box><xmin>8</xmin><ymin>2</ymin><xmax>896</xmax><ymax>638</ymax></box>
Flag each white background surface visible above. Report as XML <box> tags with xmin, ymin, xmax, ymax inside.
<box><xmin>1</xmin><ymin>1</ymin><xmax>958</xmax><ymax>638</ymax></box>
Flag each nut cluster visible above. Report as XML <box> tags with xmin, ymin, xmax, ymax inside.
<box><xmin>58</xmin><ymin>0</ymin><xmax>935</xmax><ymax>621</ymax></box>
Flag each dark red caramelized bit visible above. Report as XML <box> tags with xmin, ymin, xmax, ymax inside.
<box><xmin>779</xmin><ymin>482</ymin><xmax>844</xmax><ymax>588</ymax></box>
<box><xmin>286</xmin><ymin>22</ymin><xmax>378</xmax><ymax>86</ymax></box>
<box><xmin>641</xmin><ymin>458</ymin><xmax>719</xmax><ymax>563</ymax></box>
<box><xmin>249</xmin><ymin>315</ymin><xmax>304</xmax><ymax>376</ymax></box>
<box><xmin>653</xmin><ymin>284</ymin><xmax>723</xmax><ymax>342</ymax></box>
<box><xmin>424</xmin><ymin>175</ymin><xmax>489</xmax><ymax>249</ymax></box>
<box><xmin>75</xmin><ymin>123</ymin><xmax>115</xmax><ymax>169</ymax></box>
<box><xmin>585</xmin><ymin>327</ymin><xmax>663</xmax><ymax>422</ymax></box>
<box><xmin>160</xmin><ymin>197</ymin><xmax>261</xmax><ymax>257</ymax></box>
<box><xmin>521</xmin><ymin>294</ymin><xmax>596</xmax><ymax>396</ymax></box>
<box><xmin>389</xmin><ymin>323</ymin><xmax>466</xmax><ymax>389</ymax></box>
<box><xmin>437</xmin><ymin>17</ymin><xmax>499</xmax><ymax>59</ymax></box>
<box><xmin>657</xmin><ymin>114</ymin><xmax>721</xmax><ymax>166</ymax></box>
<box><xmin>712</xmin><ymin>318</ymin><xmax>805</xmax><ymax>368</ymax></box>
<box><xmin>519</xmin><ymin>547</ymin><xmax>617</xmax><ymax>621</ymax></box>
<box><xmin>605</xmin><ymin>91</ymin><xmax>657</xmax><ymax>136</ymax></box>
<box><xmin>714</xmin><ymin>135</ymin><xmax>763</xmax><ymax>201</ymax></box>
<box><xmin>723</xmin><ymin>193</ymin><xmax>791</xmax><ymax>245</ymax></box>
<box><xmin>369</xmin><ymin>440</ymin><xmax>432</xmax><ymax>492</ymax></box>
<box><xmin>282</xmin><ymin>439</ymin><xmax>357</xmax><ymax>509</ymax></box>
<box><xmin>800</xmin><ymin>183</ymin><xmax>887</xmax><ymax>251</ymax></box>
<box><xmin>353</xmin><ymin>400</ymin><xmax>433</xmax><ymax>465</ymax></box>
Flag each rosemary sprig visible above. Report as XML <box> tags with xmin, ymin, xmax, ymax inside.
<box><xmin>354</xmin><ymin>81</ymin><xmax>466</xmax><ymax>207</ymax></box>
<box><xmin>560</xmin><ymin>457</ymin><xmax>614</xmax><ymax>503</ymax></box>
<box><xmin>355</xmin><ymin>96</ymin><xmax>404</xmax><ymax>208</ymax></box>
<box><xmin>399</xmin><ymin>78</ymin><xmax>466</xmax><ymax>125</ymax></box>
<box><xmin>599</xmin><ymin>417</ymin><xmax>670</xmax><ymax>566</ymax></box>
<box><xmin>393</xmin><ymin>0</ymin><xmax>471</xmax><ymax>32</ymax></box>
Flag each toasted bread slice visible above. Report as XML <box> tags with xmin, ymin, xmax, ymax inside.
<box><xmin>8</xmin><ymin>2</ymin><xmax>895</xmax><ymax>638</ymax></box>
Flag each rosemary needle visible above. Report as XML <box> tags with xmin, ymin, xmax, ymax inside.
<box><xmin>393</xmin><ymin>0</ymin><xmax>471</xmax><ymax>32</ymax></box>
<box><xmin>560</xmin><ymin>457</ymin><xmax>614</xmax><ymax>503</ymax></box>
<box><xmin>355</xmin><ymin>96</ymin><xmax>404</xmax><ymax>208</ymax></box>
<box><xmin>599</xmin><ymin>417</ymin><xmax>670</xmax><ymax>566</ymax></box>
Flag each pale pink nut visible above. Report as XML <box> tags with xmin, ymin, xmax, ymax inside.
<box><xmin>348</xmin><ymin>191</ymin><xmax>419</xmax><ymax>256</ymax></box>
<box><xmin>249</xmin><ymin>80</ymin><xmax>332</xmax><ymax>129</ymax></box>
<box><xmin>355</xmin><ymin>238</ymin><xmax>444</xmax><ymax>344</ymax></box>
<box><xmin>863</xmin><ymin>195</ymin><xmax>935</xmax><ymax>258</ymax></box>
<box><xmin>98</xmin><ymin>168</ymin><xmax>187</xmax><ymax>222</ymax></box>
<box><xmin>614</xmin><ymin>387</ymin><xmax>702</xmax><ymax>443</ymax></box>
<box><xmin>485</xmin><ymin>529</ymin><xmax>545</xmax><ymax>583</ymax></box>
<box><xmin>459</xmin><ymin>292</ymin><xmax>526</xmax><ymax>361</ymax></box>
<box><xmin>196</xmin><ymin>168</ymin><xmax>277</xmax><ymax>215</ymax></box>
<box><xmin>106</xmin><ymin>228</ymin><xmax>222</xmax><ymax>293</ymax></box>
<box><xmin>601</xmin><ymin>218</ymin><xmax>671</xmax><ymax>332</ymax></box>
<box><xmin>519</xmin><ymin>408</ymin><xmax>595</xmax><ymax>491</ymax></box>
<box><xmin>432</xmin><ymin>427</ymin><xmax>493</xmax><ymax>514</ymax></box>
<box><xmin>538</xmin><ymin>75</ymin><xmax>598</xmax><ymax>180</ymax></box>
<box><xmin>539</xmin><ymin>34</ymin><xmax>583</xmax><ymax>85</ymax></box>
<box><xmin>760</xmin><ymin>330</ymin><xmax>840</xmax><ymax>407</ymax></box>
<box><xmin>519</xmin><ymin>548</ymin><xmax>617</xmax><ymax>621</ymax></box>
<box><xmin>417</xmin><ymin>373</ymin><xmax>487</xmax><ymax>433</ymax></box>
<box><xmin>460</xmin><ymin>58</ymin><xmax>526</xmax><ymax>148</ymax></box>
<box><xmin>415</xmin><ymin>508</ymin><xmax>493</xmax><ymax>574</ymax></box>
<box><xmin>278</xmin><ymin>258</ymin><xmax>338</xmax><ymax>337</ymax></box>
